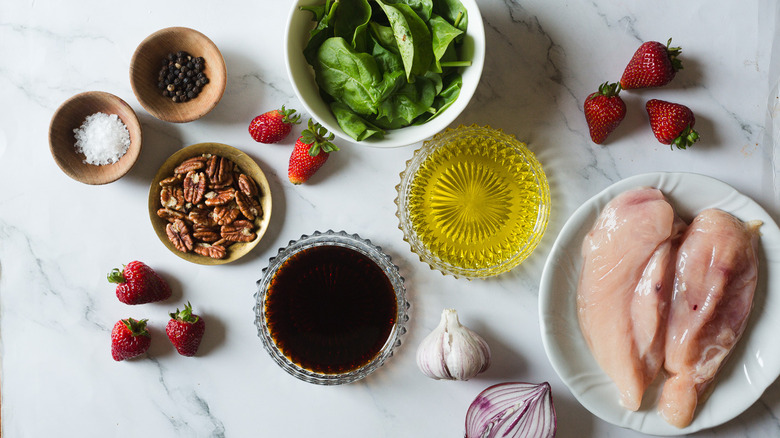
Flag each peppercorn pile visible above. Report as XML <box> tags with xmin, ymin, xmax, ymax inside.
<box><xmin>157</xmin><ymin>51</ymin><xmax>209</xmax><ymax>103</ymax></box>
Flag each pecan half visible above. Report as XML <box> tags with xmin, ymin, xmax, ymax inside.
<box><xmin>211</xmin><ymin>204</ymin><xmax>241</xmax><ymax>226</ymax></box>
<box><xmin>174</xmin><ymin>156</ymin><xmax>207</xmax><ymax>174</ymax></box>
<box><xmin>210</xmin><ymin>172</ymin><xmax>234</xmax><ymax>190</ymax></box>
<box><xmin>221</xmin><ymin>219</ymin><xmax>257</xmax><ymax>242</ymax></box>
<box><xmin>157</xmin><ymin>207</ymin><xmax>185</xmax><ymax>223</ymax></box>
<box><xmin>166</xmin><ymin>219</ymin><xmax>194</xmax><ymax>252</ymax></box>
<box><xmin>188</xmin><ymin>207</ymin><xmax>215</xmax><ymax>226</ymax></box>
<box><xmin>235</xmin><ymin>191</ymin><xmax>262</xmax><ymax>221</ymax></box>
<box><xmin>205</xmin><ymin>155</ymin><xmax>219</xmax><ymax>180</ymax></box>
<box><xmin>192</xmin><ymin>224</ymin><xmax>221</xmax><ymax>243</ymax></box>
<box><xmin>159</xmin><ymin>175</ymin><xmax>182</xmax><ymax>187</ymax></box>
<box><xmin>161</xmin><ymin>186</ymin><xmax>185</xmax><ymax>210</ymax></box>
<box><xmin>183</xmin><ymin>171</ymin><xmax>207</xmax><ymax>204</ymax></box>
<box><xmin>206</xmin><ymin>155</ymin><xmax>233</xmax><ymax>188</ymax></box>
<box><xmin>194</xmin><ymin>243</ymin><xmax>227</xmax><ymax>259</ymax></box>
<box><xmin>204</xmin><ymin>188</ymin><xmax>236</xmax><ymax>207</ymax></box>
<box><xmin>238</xmin><ymin>174</ymin><xmax>259</xmax><ymax>197</ymax></box>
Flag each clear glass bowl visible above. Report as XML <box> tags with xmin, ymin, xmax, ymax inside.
<box><xmin>395</xmin><ymin>125</ymin><xmax>550</xmax><ymax>279</ymax></box>
<box><xmin>254</xmin><ymin>230</ymin><xmax>409</xmax><ymax>385</ymax></box>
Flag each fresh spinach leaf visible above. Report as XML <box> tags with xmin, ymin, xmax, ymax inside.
<box><xmin>377</xmin><ymin>75</ymin><xmax>436</xmax><ymax>125</ymax></box>
<box><xmin>376</xmin><ymin>0</ymin><xmax>433</xmax><ymax>80</ymax></box>
<box><xmin>352</xmin><ymin>23</ymin><xmax>371</xmax><ymax>53</ymax></box>
<box><xmin>427</xmin><ymin>73</ymin><xmax>462</xmax><ymax>121</ymax></box>
<box><xmin>377</xmin><ymin>70</ymin><xmax>407</xmax><ymax>102</ymax></box>
<box><xmin>331</xmin><ymin>102</ymin><xmax>386</xmax><ymax>140</ymax></box>
<box><xmin>371</xmin><ymin>34</ymin><xmax>403</xmax><ymax>72</ymax></box>
<box><xmin>315</xmin><ymin>37</ymin><xmax>382</xmax><ymax>115</ymax></box>
<box><xmin>333</xmin><ymin>0</ymin><xmax>372</xmax><ymax>50</ymax></box>
<box><xmin>369</xmin><ymin>22</ymin><xmax>399</xmax><ymax>53</ymax></box>
<box><xmin>300</xmin><ymin>0</ymin><xmax>333</xmax><ymax>22</ymax></box>
<box><xmin>432</xmin><ymin>0</ymin><xmax>468</xmax><ymax>34</ymax></box>
<box><xmin>423</xmin><ymin>70</ymin><xmax>443</xmax><ymax>95</ymax></box>
<box><xmin>381</xmin><ymin>0</ymin><xmax>433</xmax><ymax>21</ymax></box>
<box><xmin>429</xmin><ymin>14</ymin><xmax>463</xmax><ymax>72</ymax></box>
<box><xmin>302</xmin><ymin>1</ymin><xmax>340</xmax><ymax>65</ymax></box>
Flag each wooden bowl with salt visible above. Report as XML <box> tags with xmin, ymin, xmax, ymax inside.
<box><xmin>49</xmin><ymin>91</ymin><xmax>143</xmax><ymax>185</ymax></box>
<box><xmin>130</xmin><ymin>27</ymin><xmax>227</xmax><ymax>123</ymax></box>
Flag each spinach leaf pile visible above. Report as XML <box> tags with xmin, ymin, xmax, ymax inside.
<box><xmin>301</xmin><ymin>0</ymin><xmax>470</xmax><ymax>141</ymax></box>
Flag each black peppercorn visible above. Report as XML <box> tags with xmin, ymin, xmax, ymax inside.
<box><xmin>157</xmin><ymin>50</ymin><xmax>208</xmax><ymax>103</ymax></box>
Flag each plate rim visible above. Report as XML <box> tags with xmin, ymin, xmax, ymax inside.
<box><xmin>539</xmin><ymin>171</ymin><xmax>780</xmax><ymax>435</ymax></box>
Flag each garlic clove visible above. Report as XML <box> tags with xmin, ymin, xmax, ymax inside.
<box><xmin>465</xmin><ymin>382</ymin><xmax>557</xmax><ymax>438</ymax></box>
<box><xmin>416</xmin><ymin>309</ymin><xmax>491</xmax><ymax>381</ymax></box>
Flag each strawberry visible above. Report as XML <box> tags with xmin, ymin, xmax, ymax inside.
<box><xmin>620</xmin><ymin>38</ymin><xmax>683</xmax><ymax>89</ymax></box>
<box><xmin>645</xmin><ymin>99</ymin><xmax>700</xmax><ymax>149</ymax></box>
<box><xmin>584</xmin><ymin>82</ymin><xmax>626</xmax><ymax>144</ymax></box>
<box><xmin>166</xmin><ymin>302</ymin><xmax>205</xmax><ymax>357</ymax></box>
<box><xmin>111</xmin><ymin>318</ymin><xmax>151</xmax><ymax>361</ymax></box>
<box><xmin>248</xmin><ymin>106</ymin><xmax>301</xmax><ymax>143</ymax></box>
<box><xmin>288</xmin><ymin>119</ymin><xmax>339</xmax><ymax>184</ymax></box>
<box><xmin>108</xmin><ymin>261</ymin><xmax>171</xmax><ymax>305</ymax></box>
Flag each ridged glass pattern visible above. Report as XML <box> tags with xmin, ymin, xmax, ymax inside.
<box><xmin>396</xmin><ymin>125</ymin><xmax>550</xmax><ymax>279</ymax></box>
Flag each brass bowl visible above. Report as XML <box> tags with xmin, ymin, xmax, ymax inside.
<box><xmin>148</xmin><ymin>143</ymin><xmax>272</xmax><ymax>265</ymax></box>
<box><xmin>130</xmin><ymin>27</ymin><xmax>227</xmax><ymax>123</ymax></box>
<box><xmin>49</xmin><ymin>91</ymin><xmax>142</xmax><ymax>185</ymax></box>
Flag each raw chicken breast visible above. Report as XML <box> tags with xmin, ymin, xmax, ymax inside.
<box><xmin>577</xmin><ymin>187</ymin><xmax>686</xmax><ymax>411</ymax></box>
<box><xmin>658</xmin><ymin>209</ymin><xmax>762</xmax><ymax>428</ymax></box>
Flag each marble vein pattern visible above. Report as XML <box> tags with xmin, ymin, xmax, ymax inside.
<box><xmin>0</xmin><ymin>0</ymin><xmax>778</xmax><ymax>437</ymax></box>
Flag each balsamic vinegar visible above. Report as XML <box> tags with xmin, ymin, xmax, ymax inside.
<box><xmin>265</xmin><ymin>245</ymin><xmax>397</xmax><ymax>374</ymax></box>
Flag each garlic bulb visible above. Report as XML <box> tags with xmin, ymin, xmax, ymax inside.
<box><xmin>465</xmin><ymin>382</ymin><xmax>557</xmax><ymax>438</ymax></box>
<box><xmin>416</xmin><ymin>308</ymin><xmax>491</xmax><ymax>380</ymax></box>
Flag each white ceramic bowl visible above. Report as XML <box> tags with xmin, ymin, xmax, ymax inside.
<box><xmin>284</xmin><ymin>0</ymin><xmax>485</xmax><ymax>148</ymax></box>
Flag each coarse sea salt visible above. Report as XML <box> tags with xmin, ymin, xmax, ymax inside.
<box><xmin>73</xmin><ymin>112</ymin><xmax>131</xmax><ymax>165</ymax></box>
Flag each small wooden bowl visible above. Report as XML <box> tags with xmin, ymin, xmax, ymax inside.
<box><xmin>49</xmin><ymin>91</ymin><xmax>143</xmax><ymax>185</ymax></box>
<box><xmin>149</xmin><ymin>143</ymin><xmax>272</xmax><ymax>265</ymax></box>
<box><xmin>130</xmin><ymin>27</ymin><xmax>227</xmax><ymax>123</ymax></box>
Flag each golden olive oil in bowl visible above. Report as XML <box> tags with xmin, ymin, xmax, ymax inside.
<box><xmin>395</xmin><ymin>126</ymin><xmax>550</xmax><ymax>279</ymax></box>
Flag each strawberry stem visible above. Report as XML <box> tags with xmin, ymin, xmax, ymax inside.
<box><xmin>122</xmin><ymin>318</ymin><xmax>150</xmax><ymax>337</ymax></box>
<box><xmin>301</xmin><ymin>119</ymin><xmax>339</xmax><ymax>156</ymax></box>
<box><xmin>671</xmin><ymin>125</ymin><xmax>699</xmax><ymax>150</ymax></box>
<box><xmin>107</xmin><ymin>266</ymin><xmax>126</xmax><ymax>284</ymax></box>
<box><xmin>170</xmin><ymin>302</ymin><xmax>199</xmax><ymax>324</ymax></box>
<box><xmin>589</xmin><ymin>81</ymin><xmax>622</xmax><ymax>101</ymax></box>
<box><xmin>666</xmin><ymin>38</ymin><xmax>683</xmax><ymax>72</ymax></box>
<box><xmin>279</xmin><ymin>105</ymin><xmax>302</xmax><ymax>125</ymax></box>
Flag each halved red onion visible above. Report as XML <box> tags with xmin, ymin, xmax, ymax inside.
<box><xmin>465</xmin><ymin>382</ymin><xmax>556</xmax><ymax>438</ymax></box>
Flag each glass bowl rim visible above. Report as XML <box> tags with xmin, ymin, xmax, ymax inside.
<box><xmin>253</xmin><ymin>230</ymin><xmax>409</xmax><ymax>385</ymax></box>
<box><xmin>394</xmin><ymin>125</ymin><xmax>551</xmax><ymax>279</ymax></box>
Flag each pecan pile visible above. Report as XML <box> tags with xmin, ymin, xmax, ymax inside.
<box><xmin>157</xmin><ymin>154</ymin><xmax>263</xmax><ymax>259</ymax></box>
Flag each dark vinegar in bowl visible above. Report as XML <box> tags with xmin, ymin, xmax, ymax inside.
<box><xmin>264</xmin><ymin>245</ymin><xmax>398</xmax><ymax>374</ymax></box>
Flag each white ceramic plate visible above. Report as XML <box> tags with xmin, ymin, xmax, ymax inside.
<box><xmin>539</xmin><ymin>172</ymin><xmax>780</xmax><ymax>435</ymax></box>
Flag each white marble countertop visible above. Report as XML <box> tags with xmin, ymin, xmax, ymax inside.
<box><xmin>2</xmin><ymin>0</ymin><xmax>779</xmax><ymax>436</ymax></box>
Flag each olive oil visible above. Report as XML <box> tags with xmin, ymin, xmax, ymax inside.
<box><xmin>265</xmin><ymin>245</ymin><xmax>397</xmax><ymax>375</ymax></box>
<box><xmin>407</xmin><ymin>133</ymin><xmax>544</xmax><ymax>271</ymax></box>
